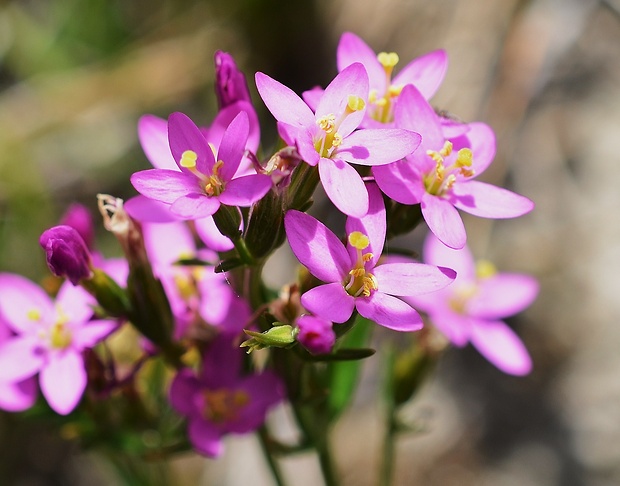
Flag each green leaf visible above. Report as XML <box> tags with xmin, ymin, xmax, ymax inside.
<box><xmin>301</xmin><ymin>347</ymin><xmax>375</xmax><ymax>362</ymax></box>
<box><xmin>214</xmin><ymin>258</ymin><xmax>244</xmax><ymax>273</ymax></box>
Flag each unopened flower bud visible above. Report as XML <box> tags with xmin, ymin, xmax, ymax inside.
<box><xmin>39</xmin><ymin>225</ymin><xmax>93</xmax><ymax>285</ymax></box>
<box><xmin>214</xmin><ymin>51</ymin><xmax>251</xmax><ymax>108</ymax></box>
<box><xmin>296</xmin><ymin>315</ymin><xmax>335</xmax><ymax>355</ymax></box>
<box><xmin>241</xmin><ymin>324</ymin><xmax>297</xmax><ymax>353</ymax></box>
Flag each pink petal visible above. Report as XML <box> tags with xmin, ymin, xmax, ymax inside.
<box><xmin>337</xmin><ymin>32</ymin><xmax>386</xmax><ymax>93</ymax></box>
<box><xmin>393</xmin><ymin>49</ymin><xmax>448</xmax><ymax>100</ymax></box>
<box><xmin>427</xmin><ymin>309</ymin><xmax>471</xmax><ymax>347</ymax></box>
<box><xmin>195</xmin><ymin>217</ymin><xmax>235</xmax><ymax>252</ymax></box>
<box><xmin>168</xmin><ymin>112</ymin><xmax>215</xmax><ymax>174</ymax></box>
<box><xmin>356</xmin><ymin>292</ymin><xmax>423</xmax><ymax>331</ymax></box>
<box><xmin>188</xmin><ymin>417</ymin><xmax>224</xmax><ymax>457</ymax></box>
<box><xmin>170</xmin><ymin>194</ymin><xmax>221</xmax><ymax>219</ymax></box>
<box><xmin>169</xmin><ymin>369</ymin><xmax>200</xmax><ymax>415</ymax></box>
<box><xmin>301</xmin><ymin>283</ymin><xmax>355</xmax><ymax>323</ymax></box>
<box><xmin>131</xmin><ymin>169</ymin><xmax>199</xmax><ymax>204</ymax></box>
<box><xmin>469</xmin><ymin>274</ymin><xmax>539</xmax><ymax>319</ymax></box>
<box><xmin>0</xmin><ymin>336</ymin><xmax>44</xmax><ymax>382</ymax></box>
<box><xmin>393</xmin><ymin>85</ymin><xmax>443</xmax><ymax>150</ymax></box>
<box><xmin>423</xmin><ymin>232</ymin><xmax>476</xmax><ymax>279</ymax></box>
<box><xmin>302</xmin><ymin>86</ymin><xmax>323</xmax><ymax>112</ymax></box>
<box><xmin>218</xmin><ymin>174</ymin><xmax>272</xmax><ymax>207</ymax></box>
<box><xmin>0</xmin><ymin>274</ymin><xmax>54</xmax><ymax>333</ymax></box>
<box><xmin>373</xmin><ymin>262</ymin><xmax>456</xmax><ymax>296</ymax></box>
<box><xmin>40</xmin><ymin>350</ymin><xmax>86</xmax><ymax>415</ymax></box>
<box><xmin>255</xmin><ymin>72</ymin><xmax>315</xmax><ymax>128</ymax></box>
<box><xmin>217</xmin><ymin>111</ymin><xmax>249</xmax><ymax>181</ymax></box>
<box><xmin>451</xmin><ymin>181</ymin><xmax>535</xmax><ymax>219</ymax></box>
<box><xmin>453</xmin><ymin>122</ymin><xmax>496</xmax><ymax>175</ymax></box>
<box><xmin>72</xmin><ymin>320</ymin><xmax>117</xmax><ymax>349</ymax></box>
<box><xmin>336</xmin><ymin>128</ymin><xmax>421</xmax><ymax>166</ymax></box>
<box><xmin>0</xmin><ymin>377</ymin><xmax>37</xmax><ymax>412</ymax></box>
<box><xmin>206</xmin><ymin>101</ymin><xmax>260</xmax><ymax>155</ymax></box>
<box><xmin>421</xmin><ymin>194</ymin><xmax>467</xmax><ymax>249</ymax></box>
<box><xmin>318</xmin><ymin>157</ymin><xmax>369</xmax><ymax>217</ymax></box>
<box><xmin>55</xmin><ymin>282</ymin><xmax>95</xmax><ymax>323</ymax></box>
<box><xmin>284</xmin><ymin>211</ymin><xmax>350</xmax><ymax>283</ymax></box>
<box><xmin>138</xmin><ymin>114</ymin><xmax>177</xmax><ymax>170</ymax></box>
<box><xmin>345</xmin><ymin>182</ymin><xmax>386</xmax><ymax>266</ymax></box>
<box><xmin>372</xmin><ymin>159</ymin><xmax>425</xmax><ymax>205</ymax></box>
<box><xmin>143</xmin><ymin>221</ymin><xmax>196</xmax><ymax>267</ymax></box>
<box><xmin>124</xmin><ymin>195</ymin><xmax>182</xmax><ymax>223</ymax></box>
<box><xmin>469</xmin><ymin>319</ymin><xmax>532</xmax><ymax>375</ymax></box>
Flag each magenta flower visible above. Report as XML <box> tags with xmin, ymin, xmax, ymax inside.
<box><xmin>214</xmin><ymin>50</ymin><xmax>252</xmax><ymax>108</ymax></box>
<box><xmin>255</xmin><ymin>63</ymin><xmax>421</xmax><ymax>217</ymax></box>
<box><xmin>296</xmin><ymin>315</ymin><xmax>335</xmax><ymax>355</ymax></box>
<box><xmin>169</xmin><ymin>334</ymin><xmax>284</xmax><ymax>457</ymax></box>
<box><xmin>405</xmin><ymin>234</ymin><xmax>538</xmax><ymax>375</ymax></box>
<box><xmin>39</xmin><ymin>225</ymin><xmax>93</xmax><ymax>285</ymax></box>
<box><xmin>285</xmin><ymin>184</ymin><xmax>455</xmax><ymax>331</ymax></box>
<box><xmin>130</xmin><ymin>111</ymin><xmax>271</xmax><ymax>220</ymax></box>
<box><xmin>322</xmin><ymin>32</ymin><xmax>447</xmax><ymax>127</ymax></box>
<box><xmin>373</xmin><ymin>85</ymin><xmax>535</xmax><ymax>249</ymax></box>
<box><xmin>0</xmin><ymin>274</ymin><xmax>117</xmax><ymax>414</ymax></box>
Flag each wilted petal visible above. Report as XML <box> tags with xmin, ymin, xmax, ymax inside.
<box><xmin>255</xmin><ymin>72</ymin><xmax>315</xmax><ymax>128</ymax></box>
<box><xmin>421</xmin><ymin>194</ymin><xmax>467</xmax><ymax>249</ymax></box>
<box><xmin>336</xmin><ymin>128</ymin><xmax>421</xmax><ymax>166</ymax></box>
<box><xmin>319</xmin><ymin>157</ymin><xmax>369</xmax><ymax>217</ymax></box>
<box><xmin>356</xmin><ymin>292</ymin><xmax>423</xmax><ymax>331</ymax></box>
<box><xmin>452</xmin><ymin>181</ymin><xmax>535</xmax><ymax>219</ymax></box>
<box><xmin>285</xmin><ymin>211</ymin><xmax>351</xmax><ymax>283</ymax></box>
<box><xmin>373</xmin><ymin>262</ymin><xmax>456</xmax><ymax>296</ymax></box>
<box><xmin>469</xmin><ymin>319</ymin><xmax>532</xmax><ymax>375</ymax></box>
<box><xmin>40</xmin><ymin>350</ymin><xmax>86</xmax><ymax>415</ymax></box>
<box><xmin>131</xmin><ymin>169</ymin><xmax>198</xmax><ymax>204</ymax></box>
<box><xmin>219</xmin><ymin>174</ymin><xmax>272</xmax><ymax>207</ymax></box>
<box><xmin>301</xmin><ymin>284</ymin><xmax>355</xmax><ymax>324</ymax></box>
<box><xmin>393</xmin><ymin>49</ymin><xmax>448</xmax><ymax>100</ymax></box>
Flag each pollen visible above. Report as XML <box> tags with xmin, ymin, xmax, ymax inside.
<box><xmin>180</xmin><ymin>150</ymin><xmax>198</xmax><ymax>169</ymax></box>
<box><xmin>347</xmin><ymin>95</ymin><xmax>366</xmax><ymax>112</ymax></box>
<box><xmin>27</xmin><ymin>309</ymin><xmax>41</xmax><ymax>321</ymax></box>
<box><xmin>317</xmin><ymin>114</ymin><xmax>336</xmax><ymax>133</ymax></box>
<box><xmin>348</xmin><ymin>231</ymin><xmax>370</xmax><ymax>250</ymax></box>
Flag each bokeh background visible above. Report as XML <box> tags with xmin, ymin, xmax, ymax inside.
<box><xmin>1</xmin><ymin>0</ymin><xmax>619</xmax><ymax>484</ymax></box>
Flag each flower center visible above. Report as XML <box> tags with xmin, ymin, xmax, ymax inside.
<box><xmin>367</xmin><ymin>52</ymin><xmax>404</xmax><ymax>124</ymax></box>
<box><xmin>423</xmin><ymin>141</ymin><xmax>475</xmax><ymax>196</ymax></box>
<box><xmin>448</xmin><ymin>282</ymin><xmax>478</xmax><ymax>314</ymax></box>
<box><xmin>343</xmin><ymin>231</ymin><xmax>378</xmax><ymax>298</ymax></box>
<box><xmin>179</xmin><ymin>150</ymin><xmax>226</xmax><ymax>196</ymax></box>
<box><xmin>314</xmin><ymin>95</ymin><xmax>365</xmax><ymax>158</ymax></box>
<box><xmin>202</xmin><ymin>388</ymin><xmax>250</xmax><ymax>423</ymax></box>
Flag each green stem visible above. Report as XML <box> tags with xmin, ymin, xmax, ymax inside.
<box><xmin>316</xmin><ymin>438</ymin><xmax>339</xmax><ymax>486</ymax></box>
<box><xmin>257</xmin><ymin>425</ymin><xmax>288</xmax><ymax>486</ymax></box>
<box><xmin>379</xmin><ymin>410</ymin><xmax>397</xmax><ymax>486</ymax></box>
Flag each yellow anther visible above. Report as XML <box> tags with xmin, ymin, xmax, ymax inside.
<box><xmin>444</xmin><ymin>174</ymin><xmax>457</xmax><ymax>190</ymax></box>
<box><xmin>362</xmin><ymin>253</ymin><xmax>374</xmax><ymax>262</ymax></box>
<box><xmin>50</xmin><ymin>322</ymin><xmax>72</xmax><ymax>349</ymax></box>
<box><xmin>348</xmin><ymin>231</ymin><xmax>370</xmax><ymax>250</ymax></box>
<box><xmin>460</xmin><ymin>167</ymin><xmax>475</xmax><ymax>178</ymax></box>
<box><xmin>388</xmin><ymin>85</ymin><xmax>403</xmax><ymax>97</ymax></box>
<box><xmin>435</xmin><ymin>161</ymin><xmax>445</xmax><ymax>179</ymax></box>
<box><xmin>369</xmin><ymin>90</ymin><xmax>378</xmax><ymax>103</ymax></box>
<box><xmin>180</xmin><ymin>150</ymin><xmax>198</xmax><ymax>169</ymax></box>
<box><xmin>317</xmin><ymin>114</ymin><xmax>336</xmax><ymax>133</ymax></box>
<box><xmin>204</xmin><ymin>388</ymin><xmax>249</xmax><ymax>423</ymax></box>
<box><xmin>349</xmin><ymin>267</ymin><xmax>366</xmax><ymax>278</ymax></box>
<box><xmin>212</xmin><ymin>159</ymin><xmax>224</xmax><ymax>174</ymax></box>
<box><xmin>456</xmin><ymin>148</ymin><xmax>473</xmax><ymax>167</ymax></box>
<box><xmin>347</xmin><ymin>95</ymin><xmax>366</xmax><ymax>112</ymax></box>
<box><xmin>476</xmin><ymin>259</ymin><xmax>497</xmax><ymax>279</ymax></box>
<box><xmin>378</xmin><ymin>52</ymin><xmax>399</xmax><ymax>68</ymax></box>
<box><xmin>374</xmin><ymin>97</ymin><xmax>388</xmax><ymax>108</ymax></box>
<box><xmin>439</xmin><ymin>141</ymin><xmax>453</xmax><ymax>157</ymax></box>
<box><xmin>27</xmin><ymin>309</ymin><xmax>41</xmax><ymax>321</ymax></box>
<box><xmin>174</xmin><ymin>274</ymin><xmax>195</xmax><ymax>300</ymax></box>
<box><xmin>362</xmin><ymin>274</ymin><xmax>379</xmax><ymax>297</ymax></box>
<box><xmin>332</xmin><ymin>132</ymin><xmax>343</xmax><ymax>147</ymax></box>
<box><xmin>427</xmin><ymin>149</ymin><xmax>444</xmax><ymax>164</ymax></box>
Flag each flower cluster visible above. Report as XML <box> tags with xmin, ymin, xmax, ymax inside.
<box><xmin>0</xmin><ymin>32</ymin><xmax>538</xmax><ymax>479</ymax></box>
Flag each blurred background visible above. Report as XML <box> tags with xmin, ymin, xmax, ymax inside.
<box><xmin>1</xmin><ymin>0</ymin><xmax>619</xmax><ymax>484</ymax></box>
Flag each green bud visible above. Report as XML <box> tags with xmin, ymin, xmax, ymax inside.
<box><xmin>240</xmin><ymin>324</ymin><xmax>297</xmax><ymax>353</ymax></box>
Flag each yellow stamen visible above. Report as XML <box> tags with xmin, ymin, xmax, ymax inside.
<box><xmin>456</xmin><ymin>148</ymin><xmax>473</xmax><ymax>167</ymax></box>
<box><xmin>203</xmin><ymin>388</ymin><xmax>250</xmax><ymax>423</ymax></box>
<box><xmin>27</xmin><ymin>309</ymin><xmax>41</xmax><ymax>321</ymax></box>
<box><xmin>476</xmin><ymin>259</ymin><xmax>497</xmax><ymax>279</ymax></box>
<box><xmin>50</xmin><ymin>322</ymin><xmax>72</xmax><ymax>349</ymax></box>
<box><xmin>388</xmin><ymin>85</ymin><xmax>403</xmax><ymax>97</ymax></box>
<box><xmin>180</xmin><ymin>150</ymin><xmax>198</xmax><ymax>169</ymax></box>
<box><xmin>317</xmin><ymin>114</ymin><xmax>336</xmax><ymax>133</ymax></box>
<box><xmin>332</xmin><ymin>133</ymin><xmax>343</xmax><ymax>147</ymax></box>
<box><xmin>439</xmin><ymin>141</ymin><xmax>453</xmax><ymax>157</ymax></box>
<box><xmin>348</xmin><ymin>231</ymin><xmax>370</xmax><ymax>250</ymax></box>
<box><xmin>378</xmin><ymin>52</ymin><xmax>399</xmax><ymax>69</ymax></box>
<box><xmin>347</xmin><ymin>95</ymin><xmax>366</xmax><ymax>112</ymax></box>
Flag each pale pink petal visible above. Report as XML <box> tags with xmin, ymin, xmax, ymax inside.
<box><xmin>301</xmin><ymin>283</ymin><xmax>355</xmax><ymax>323</ymax></box>
<box><xmin>0</xmin><ymin>377</ymin><xmax>37</xmax><ymax>412</ymax></box>
<box><xmin>427</xmin><ymin>309</ymin><xmax>471</xmax><ymax>347</ymax></box>
<box><xmin>336</xmin><ymin>128</ymin><xmax>421</xmax><ymax>166</ymax></box>
<box><xmin>452</xmin><ymin>122</ymin><xmax>496</xmax><ymax>174</ymax></box>
<box><xmin>55</xmin><ymin>282</ymin><xmax>95</xmax><ymax>323</ymax></box>
<box><xmin>143</xmin><ymin>221</ymin><xmax>196</xmax><ymax>267</ymax></box>
<box><xmin>168</xmin><ymin>112</ymin><xmax>215</xmax><ymax>174</ymax></box>
<box><xmin>195</xmin><ymin>217</ymin><xmax>234</xmax><ymax>252</ymax></box>
<box><xmin>337</xmin><ymin>32</ymin><xmax>386</xmax><ymax>93</ymax></box>
<box><xmin>469</xmin><ymin>319</ymin><xmax>532</xmax><ymax>375</ymax></box>
<box><xmin>356</xmin><ymin>292</ymin><xmax>423</xmax><ymax>331</ymax></box>
<box><xmin>0</xmin><ymin>336</ymin><xmax>44</xmax><ymax>382</ymax></box>
<box><xmin>393</xmin><ymin>49</ymin><xmax>448</xmax><ymax>100</ymax></box>
<box><xmin>124</xmin><ymin>195</ymin><xmax>182</xmax><ymax>223</ymax></box>
<box><xmin>170</xmin><ymin>194</ymin><xmax>220</xmax><ymax>219</ymax></box>
<box><xmin>72</xmin><ymin>320</ymin><xmax>117</xmax><ymax>349</ymax></box>
<box><xmin>0</xmin><ymin>274</ymin><xmax>54</xmax><ymax>333</ymax></box>
<box><xmin>219</xmin><ymin>174</ymin><xmax>272</xmax><ymax>207</ymax></box>
<box><xmin>451</xmin><ymin>181</ymin><xmax>535</xmax><ymax>219</ymax></box>
<box><xmin>40</xmin><ymin>350</ymin><xmax>86</xmax><ymax>415</ymax></box>
<box><xmin>421</xmin><ymin>194</ymin><xmax>466</xmax><ymax>249</ymax></box>
<box><xmin>284</xmin><ymin>211</ymin><xmax>350</xmax><ymax>282</ymax></box>
<box><xmin>393</xmin><ymin>85</ymin><xmax>443</xmax><ymax>150</ymax></box>
<box><xmin>188</xmin><ymin>417</ymin><xmax>224</xmax><ymax>457</ymax></box>
<box><xmin>217</xmin><ymin>111</ymin><xmax>249</xmax><ymax>180</ymax></box>
<box><xmin>423</xmin><ymin>232</ymin><xmax>476</xmax><ymax>279</ymax></box>
<box><xmin>138</xmin><ymin>115</ymin><xmax>177</xmax><ymax>170</ymax></box>
<box><xmin>319</xmin><ymin>157</ymin><xmax>369</xmax><ymax>218</ymax></box>
<box><xmin>206</xmin><ymin>101</ymin><xmax>260</xmax><ymax>154</ymax></box>
<box><xmin>255</xmin><ymin>72</ymin><xmax>315</xmax><ymax>128</ymax></box>
<box><xmin>372</xmin><ymin>159</ymin><xmax>425</xmax><ymax>205</ymax></box>
<box><xmin>302</xmin><ymin>86</ymin><xmax>323</xmax><ymax>112</ymax></box>
<box><xmin>345</xmin><ymin>182</ymin><xmax>386</xmax><ymax>266</ymax></box>
<box><xmin>131</xmin><ymin>169</ymin><xmax>199</xmax><ymax>204</ymax></box>
<box><xmin>373</xmin><ymin>262</ymin><xmax>456</xmax><ymax>296</ymax></box>
<box><xmin>469</xmin><ymin>274</ymin><xmax>539</xmax><ymax>319</ymax></box>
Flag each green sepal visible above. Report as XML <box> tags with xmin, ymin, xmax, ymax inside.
<box><xmin>214</xmin><ymin>258</ymin><xmax>244</xmax><ymax>273</ymax></box>
<box><xmin>300</xmin><ymin>347</ymin><xmax>375</xmax><ymax>362</ymax></box>
<box><xmin>240</xmin><ymin>324</ymin><xmax>298</xmax><ymax>353</ymax></box>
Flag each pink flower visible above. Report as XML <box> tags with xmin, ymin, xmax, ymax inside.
<box><xmin>39</xmin><ymin>225</ymin><xmax>93</xmax><ymax>284</ymax></box>
<box><xmin>0</xmin><ymin>319</ymin><xmax>37</xmax><ymax>412</ymax></box>
<box><xmin>296</xmin><ymin>315</ymin><xmax>335</xmax><ymax>355</ymax></box>
<box><xmin>130</xmin><ymin>111</ymin><xmax>271</xmax><ymax>220</ymax></box>
<box><xmin>405</xmin><ymin>234</ymin><xmax>538</xmax><ymax>375</ymax></box>
<box><xmin>255</xmin><ymin>63</ymin><xmax>421</xmax><ymax>217</ymax></box>
<box><xmin>169</xmin><ymin>334</ymin><xmax>284</xmax><ymax>457</ymax></box>
<box><xmin>373</xmin><ymin>85</ymin><xmax>534</xmax><ymax>249</ymax></box>
<box><xmin>0</xmin><ymin>274</ymin><xmax>117</xmax><ymax>414</ymax></box>
<box><xmin>284</xmin><ymin>184</ymin><xmax>455</xmax><ymax>331</ymax></box>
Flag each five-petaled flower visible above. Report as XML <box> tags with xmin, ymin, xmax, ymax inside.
<box><xmin>284</xmin><ymin>183</ymin><xmax>456</xmax><ymax>331</ymax></box>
